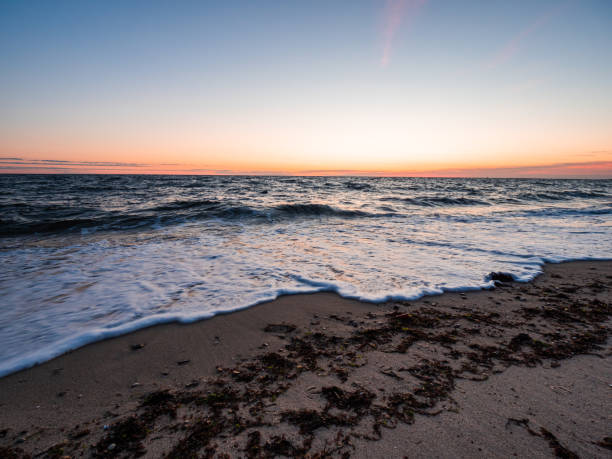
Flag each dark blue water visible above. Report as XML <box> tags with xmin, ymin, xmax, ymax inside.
<box><xmin>1</xmin><ymin>175</ymin><xmax>610</xmax><ymax>236</ymax></box>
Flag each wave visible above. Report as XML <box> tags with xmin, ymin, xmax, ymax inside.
<box><xmin>0</xmin><ymin>201</ymin><xmax>384</xmax><ymax>236</ymax></box>
<box><xmin>508</xmin><ymin>205</ymin><xmax>612</xmax><ymax>218</ymax></box>
<box><xmin>514</xmin><ymin>190</ymin><xmax>609</xmax><ymax>201</ymax></box>
<box><xmin>2</xmin><ymin>197</ymin><xmax>609</xmax><ymax>236</ymax></box>
<box><xmin>345</xmin><ymin>181</ymin><xmax>373</xmax><ymax>191</ymax></box>
<box><xmin>150</xmin><ymin>199</ymin><xmax>223</xmax><ymax>212</ymax></box>
<box><xmin>378</xmin><ymin>190</ymin><xmax>610</xmax><ymax>207</ymax></box>
<box><xmin>380</xmin><ymin>196</ymin><xmax>490</xmax><ymax>206</ymax></box>
<box><xmin>271</xmin><ymin>203</ymin><xmax>370</xmax><ymax>218</ymax></box>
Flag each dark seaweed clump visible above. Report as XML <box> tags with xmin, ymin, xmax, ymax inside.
<box><xmin>94</xmin><ymin>417</ymin><xmax>147</xmax><ymax>458</ymax></box>
<box><xmin>0</xmin><ymin>447</ymin><xmax>31</xmax><ymax>459</ymax></box>
<box><xmin>165</xmin><ymin>418</ymin><xmax>224</xmax><ymax>458</ymax></box>
<box><xmin>507</xmin><ymin>418</ymin><xmax>579</xmax><ymax>459</ymax></box>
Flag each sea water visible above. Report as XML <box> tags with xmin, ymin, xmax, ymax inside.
<box><xmin>0</xmin><ymin>175</ymin><xmax>610</xmax><ymax>376</ymax></box>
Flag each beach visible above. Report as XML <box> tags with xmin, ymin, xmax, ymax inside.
<box><xmin>2</xmin><ymin>0</ymin><xmax>612</xmax><ymax>457</ymax></box>
<box><xmin>1</xmin><ymin>260</ymin><xmax>610</xmax><ymax>458</ymax></box>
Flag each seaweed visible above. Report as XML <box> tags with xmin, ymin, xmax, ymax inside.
<box><xmin>263</xmin><ymin>435</ymin><xmax>307</xmax><ymax>457</ymax></box>
<box><xmin>389</xmin><ymin>311</ymin><xmax>440</xmax><ymax>328</ymax></box>
<box><xmin>244</xmin><ymin>430</ymin><xmax>262</xmax><ymax>458</ymax></box>
<box><xmin>140</xmin><ymin>389</ymin><xmax>178</xmax><ymax>422</ymax></box>
<box><xmin>260</xmin><ymin>352</ymin><xmax>296</xmax><ymax>375</ymax></box>
<box><xmin>282</xmin><ymin>409</ymin><xmax>355</xmax><ymax>435</ymax></box>
<box><xmin>350</xmin><ymin>327</ymin><xmax>394</xmax><ymax>348</ymax></box>
<box><xmin>0</xmin><ymin>446</ymin><xmax>31</xmax><ymax>459</ymax></box>
<box><xmin>94</xmin><ymin>417</ymin><xmax>147</xmax><ymax>458</ymax></box>
<box><xmin>193</xmin><ymin>387</ymin><xmax>241</xmax><ymax>414</ymax></box>
<box><xmin>41</xmin><ymin>442</ymin><xmax>70</xmax><ymax>459</ymax></box>
<box><xmin>488</xmin><ymin>272</ymin><xmax>514</xmax><ymax>283</ymax></box>
<box><xmin>321</xmin><ymin>386</ymin><xmax>375</xmax><ymax>413</ymax></box>
<box><xmin>409</xmin><ymin>360</ymin><xmax>455</xmax><ymax>403</ymax></box>
<box><xmin>264</xmin><ymin>323</ymin><xmax>297</xmax><ymax>334</ymax></box>
<box><xmin>596</xmin><ymin>437</ymin><xmax>612</xmax><ymax>450</ymax></box>
<box><xmin>539</xmin><ymin>427</ymin><xmax>579</xmax><ymax>459</ymax></box>
<box><xmin>506</xmin><ymin>418</ymin><xmax>579</xmax><ymax>459</ymax></box>
<box><xmin>508</xmin><ymin>333</ymin><xmax>532</xmax><ymax>351</ymax></box>
<box><xmin>165</xmin><ymin>417</ymin><xmax>224</xmax><ymax>458</ymax></box>
<box><xmin>68</xmin><ymin>428</ymin><xmax>90</xmax><ymax>440</ymax></box>
<box><xmin>286</xmin><ymin>337</ymin><xmax>318</xmax><ymax>370</ymax></box>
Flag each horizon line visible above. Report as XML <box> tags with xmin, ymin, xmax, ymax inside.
<box><xmin>1</xmin><ymin>172</ymin><xmax>610</xmax><ymax>180</ymax></box>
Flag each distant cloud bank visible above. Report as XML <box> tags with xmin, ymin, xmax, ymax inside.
<box><xmin>1</xmin><ymin>157</ymin><xmax>610</xmax><ymax>178</ymax></box>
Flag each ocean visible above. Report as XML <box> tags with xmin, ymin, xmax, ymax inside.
<box><xmin>0</xmin><ymin>174</ymin><xmax>610</xmax><ymax>377</ymax></box>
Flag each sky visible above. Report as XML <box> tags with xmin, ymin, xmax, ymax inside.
<box><xmin>1</xmin><ymin>0</ymin><xmax>611</xmax><ymax>177</ymax></box>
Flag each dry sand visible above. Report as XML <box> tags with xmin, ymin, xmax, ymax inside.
<box><xmin>0</xmin><ymin>261</ymin><xmax>610</xmax><ymax>458</ymax></box>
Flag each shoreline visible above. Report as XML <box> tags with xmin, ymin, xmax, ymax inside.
<box><xmin>1</xmin><ymin>260</ymin><xmax>610</xmax><ymax>458</ymax></box>
<box><xmin>2</xmin><ymin>257</ymin><xmax>610</xmax><ymax>380</ymax></box>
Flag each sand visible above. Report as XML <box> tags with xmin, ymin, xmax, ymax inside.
<box><xmin>0</xmin><ymin>260</ymin><xmax>610</xmax><ymax>458</ymax></box>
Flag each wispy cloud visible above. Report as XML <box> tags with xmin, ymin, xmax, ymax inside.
<box><xmin>380</xmin><ymin>0</ymin><xmax>427</xmax><ymax>67</ymax></box>
<box><xmin>186</xmin><ymin>169</ymin><xmax>293</xmax><ymax>176</ymax></box>
<box><xmin>300</xmin><ymin>161</ymin><xmax>612</xmax><ymax>179</ymax></box>
<box><xmin>419</xmin><ymin>161</ymin><xmax>612</xmax><ymax>178</ymax></box>
<box><xmin>2</xmin><ymin>158</ymin><xmax>610</xmax><ymax>178</ymax></box>
<box><xmin>0</xmin><ymin>158</ymin><xmax>150</xmax><ymax>167</ymax></box>
<box><xmin>298</xmin><ymin>169</ymin><xmax>382</xmax><ymax>176</ymax></box>
<box><xmin>0</xmin><ymin>158</ymin><xmax>294</xmax><ymax>176</ymax></box>
<box><xmin>487</xmin><ymin>1</ymin><xmax>569</xmax><ymax>69</ymax></box>
<box><xmin>573</xmin><ymin>150</ymin><xmax>612</xmax><ymax>158</ymax></box>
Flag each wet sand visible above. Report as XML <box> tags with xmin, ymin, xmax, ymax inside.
<box><xmin>0</xmin><ymin>260</ymin><xmax>610</xmax><ymax>458</ymax></box>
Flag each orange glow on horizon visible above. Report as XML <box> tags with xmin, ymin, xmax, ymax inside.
<box><xmin>2</xmin><ymin>153</ymin><xmax>610</xmax><ymax>178</ymax></box>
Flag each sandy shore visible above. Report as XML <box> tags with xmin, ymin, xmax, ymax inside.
<box><xmin>0</xmin><ymin>261</ymin><xmax>610</xmax><ymax>458</ymax></box>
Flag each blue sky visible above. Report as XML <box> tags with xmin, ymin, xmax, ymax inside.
<box><xmin>1</xmin><ymin>0</ymin><xmax>611</xmax><ymax>176</ymax></box>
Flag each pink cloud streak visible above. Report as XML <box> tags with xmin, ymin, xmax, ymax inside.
<box><xmin>380</xmin><ymin>0</ymin><xmax>427</xmax><ymax>67</ymax></box>
<box><xmin>487</xmin><ymin>1</ymin><xmax>570</xmax><ymax>69</ymax></box>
